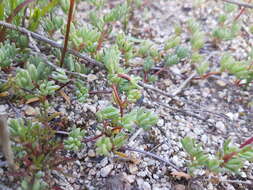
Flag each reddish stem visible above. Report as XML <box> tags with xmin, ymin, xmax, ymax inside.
<box><xmin>234</xmin><ymin>0</ymin><xmax>251</xmax><ymax>21</ymax></box>
<box><xmin>193</xmin><ymin>72</ymin><xmax>220</xmax><ymax>80</ymax></box>
<box><xmin>117</xmin><ymin>73</ymin><xmax>132</xmax><ymax>81</ymax></box>
<box><xmin>143</xmin><ymin>71</ymin><xmax>148</xmax><ymax>83</ymax></box>
<box><xmin>222</xmin><ymin>136</ymin><xmax>253</xmax><ymax>165</ymax></box>
<box><xmin>112</xmin><ymin>84</ymin><xmax>124</xmax><ymax>117</ymax></box>
<box><xmin>89</xmin><ymin>90</ymin><xmax>112</xmax><ymax>94</ymax></box>
<box><xmin>60</xmin><ymin>0</ymin><xmax>75</xmax><ymax>67</ymax></box>
<box><xmin>154</xmin><ymin>67</ymin><xmax>166</xmax><ymax>76</ymax></box>
<box><xmin>240</xmin><ymin>136</ymin><xmax>253</xmax><ymax>148</ymax></box>
<box><xmin>96</xmin><ymin>26</ymin><xmax>108</xmax><ymax>53</ymax></box>
<box><xmin>83</xmin><ymin>134</ymin><xmax>103</xmax><ymax>143</ymax></box>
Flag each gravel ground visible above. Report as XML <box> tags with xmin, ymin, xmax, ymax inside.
<box><xmin>1</xmin><ymin>0</ymin><xmax>253</xmax><ymax>190</ymax></box>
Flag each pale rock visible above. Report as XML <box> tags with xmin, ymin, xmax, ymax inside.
<box><xmin>88</xmin><ymin>169</ymin><xmax>96</xmax><ymax>176</ymax></box>
<box><xmin>129</xmin><ymin>164</ymin><xmax>138</xmax><ymax>174</ymax></box>
<box><xmin>157</xmin><ymin>119</ymin><xmax>164</xmax><ymax>127</ymax></box>
<box><xmin>100</xmin><ymin>164</ymin><xmax>114</xmax><ymax>177</ymax></box>
<box><xmin>170</xmin><ymin>66</ymin><xmax>181</xmax><ymax>75</ymax></box>
<box><xmin>123</xmin><ymin>174</ymin><xmax>136</xmax><ymax>184</ymax></box>
<box><xmin>24</xmin><ymin>106</ymin><xmax>38</xmax><ymax>116</ymax></box>
<box><xmin>215</xmin><ymin>121</ymin><xmax>226</xmax><ymax>133</ymax></box>
<box><xmin>225</xmin><ymin>184</ymin><xmax>236</xmax><ymax>190</ymax></box>
<box><xmin>137</xmin><ymin>171</ymin><xmax>147</xmax><ymax>177</ymax></box>
<box><xmin>216</xmin><ymin>80</ymin><xmax>226</xmax><ymax>87</ymax></box>
<box><xmin>136</xmin><ymin>178</ymin><xmax>151</xmax><ymax>190</ymax></box>
<box><xmin>87</xmin><ymin>149</ymin><xmax>96</xmax><ymax>158</ymax></box>
<box><xmin>153</xmin><ymin>174</ymin><xmax>159</xmax><ymax>179</ymax></box>
<box><xmin>100</xmin><ymin>157</ymin><xmax>108</xmax><ymax>167</ymax></box>
<box><xmin>87</xmin><ymin>74</ymin><xmax>98</xmax><ymax>82</ymax></box>
<box><xmin>174</xmin><ymin>184</ymin><xmax>186</xmax><ymax>190</ymax></box>
<box><xmin>226</xmin><ymin>112</ymin><xmax>238</xmax><ymax>120</ymax></box>
<box><xmin>241</xmin><ymin>172</ymin><xmax>247</xmax><ymax>178</ymax></box>
<box><xmin>0</xmin><ymin>105</ymin><xmax>7</xmax><ymax>113</ymax></box>
<box><xmin>86</xmin><ymin>105</ymin><xmax>97</xmax><ymax>114</ymax></box>
<box><xmin>163</xmin><ymin>79</ymin><xmax>172</xmax><ymax>87</ymax></box>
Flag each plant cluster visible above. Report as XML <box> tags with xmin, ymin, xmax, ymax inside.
<box><xmin>0</xmin><ymin>0</ymin><xmax>252</xmax><ymax>188</ymax></box>
<box><xmin>182</xmin><ymin>137</ymin><xmax>253</xmax><ymax>175</ymax></box>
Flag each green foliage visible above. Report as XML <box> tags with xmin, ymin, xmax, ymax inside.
<box><xmin>187</xmin><ymin>19</ymin><xmax>200</xmax><ymax>34</ymax></box>
<box><xmin>116</xmin><ymin>33</ymin><xmax>134</xmax><ymax>63</ymax></box>
<box><xmin>52</xmin><ymin>69</ymin><xmax>69</xmax><ymax>84</ymax></box>
<box><xmin>196</xmin><ymin>61</ymin><xmax>209</xmax><ymax>75</ymax></box>
<box><xmin>135</xmin><ymin>107</ymin><xmax>158</xmax><ymax>130</ymax></box>
<box><xmin>88</xmin><ymin>0</ymin><xmax>106</xmax><ymax>9</ymax></box>
<box><xmin>28</xmin><ymin>0</ymin><xmax>60</xmax><ymax>31</ymax></box>
<box><xmin>96</xmin><ymin>105</ymin><xmax>158</xmax><ymax>155</ymax></box>
<box><xmin>9</xmin><ymin>119</ymin><xmax>53</xmax><ymax>145</ymax></box>
<box><xmin>224</xmin><ymin>3</ymin><xmax>236</xmax><ymax>13</ymax></box>
<box><xmin>175</xmin><ymin>45</ymin><xmax>190</xmax><ymax>60</ymax></box>
<box><xmin>103</xmin><ymin>45</ymin><xmax>122</xmax><ymax>74</ymax></box>
<box><xmin>127</xmin><ymin>89</ymin><xmax>141</xmax><ymax>103</ymax></box>
<box><xmin>138</xmin><ymin>40</ymin><xmax>159</xmax><ymax>58</ymax></box>
<box><xmin>143</xmin><ymin>56</ymin><xmax>154</xmax><ymax>72</ymax></box>
<box><xmin>38</xmin><ymin>81</ymin><xmax>59</xmax><ymax>96</ymax></box>
<box><xmin>190</xmin><ymin>31</ymin><xmax>205</xmax><ymax>51</ymax></box>
<box><xmin>187</xmin><ymin>18</ymin><xmax>209</xmax><ymax>75</ymax></box>
<box><xmin>164</xmin><ymin>36</ymin><xmax>181</xmax><ymax>50</ymax></box>
<box><xmin>218</xmin><ymin>14</ymin><xmax>227</xmax><ymax>24</ymax></box>
<box><xmin>103</xmin><ymin>3</ymin><xmax>128</xmax><ymax>23</ymax></box>
<box><xmin>15</xmin><ymin>67</ymin><xmax>36</xmax><ymax>90</ymax></box>
<box><xmin>220</xmin><ymin>53</ymin><xmax>253</xmax><ymax>84</ymax></box>
<box><xmin>9</xmin><ymin>118</ymin><xmax>69</xmax><ymax>189</ymax></box>
<box><xmin>16</xmin><ymin>65</ymin><xmax>60</xmax><ymax>95</ymax></box>
<box><xmin>0</xmin><ymin>41</ymin><xmax>18</xmax><ymax>68</ymax></box>
<box><xmin>68</xmin><ymin>24</ymin><xmax>100</xmax><ymax>53</ymax></box>
<box><xmin>182</xmin><ymin>137</ymin><xmax>253</xmax><ymax>175</ymax></box>
<box><xmin>96</xmin><ymin>105</ymin><xmax>120</xmax><ymax>122</ymax></box>
<box><xmin>43</xmin><ymin>16</ymin><xmax>63</xmax><ymax>37</ymax></box>
<box><xmin>165</xmin><ymin>54</ymin><xmax>180</xmax><ymax>67</ymax></box>
<box><xmin>18</xmin><ymin>172</ymin><xmax>48</xmax><ymax>190</ymax></box>
<box><xmin>63</xmin><ymin>54</ymin><xmax>89</xmax><ymax>74</ymax></box>
<box><xmin>64</xmin><ymin>128</ymin><xmax>85</xmax><ymax>151</ymax></box>
<box><xmin>75</xmin><ymin>80</ymin><xmax>89</xmax><ymax>102</ymax></box>
<box><xmin>96</xmin><ymin>136</ymin><xmax>113</xmax><ymax>156</ymax></box>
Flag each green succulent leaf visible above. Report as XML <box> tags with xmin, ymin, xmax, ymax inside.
<box><xmin>135</xmin><ymin>108</ymin><xmax>158</xmax><ymax>129</ymax></box>
<box><xmin>96</xmin><ymin>137</ymin><xmax>113</xmax><ymax>156</ymax></box>
<box><xmin>96</xmin><ymin>105</ymin><xmax>120</xmax><ymax>122</ymax></box>
<box><xmin>51</xmin><ymin>69</ymin><xmax>69</xmax><ymax>84</ymax></box>
<box><xmin>64</xmin><ymin>128</ymin><xmax>85</xmax><ymax>151</ymax></box>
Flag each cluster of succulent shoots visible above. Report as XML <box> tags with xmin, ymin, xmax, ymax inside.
<box><xmin>182</xmin><ymin>136</ymin><xmax>253</xmax><ymax>175</ymax></box>
<box><xmin>95</xmin><ymin>45</ymin><xmax>158</xmax><ymax>155</ymax></box>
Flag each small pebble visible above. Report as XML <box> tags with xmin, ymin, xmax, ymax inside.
<box><xmin>100</xmin><ymin>164</ymin><xmax>114</xmax><ymax>177</ymax></box>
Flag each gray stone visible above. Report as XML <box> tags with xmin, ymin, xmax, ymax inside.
<box><xmin>87</xmin><ymin>149</ymin><xmax>96</xmax><ymax>158</ymax></box>
<box><xmin>100</xmin><ymin>164</ymin><xmax>114</xmax><ymax>177</ymax></box>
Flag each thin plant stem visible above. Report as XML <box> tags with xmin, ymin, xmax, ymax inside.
<box><xmin>60</xmin><ymin>0</ymin><xmax>75</xmax><ymax>67</ymax></box>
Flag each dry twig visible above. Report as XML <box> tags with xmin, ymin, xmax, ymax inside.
<box><xmin>0</xmin><ymin>21</ymin><xmax>102</xmax><ymax>67</ymax></box>
<box><xmin>122</xmin><ymin>146</ymin><xmax>181</xmax><ymax>171</ymax></box>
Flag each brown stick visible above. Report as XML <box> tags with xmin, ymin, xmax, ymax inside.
<box><xmin>60</xmin><ymin>0</ymin><xmax>75</xmax><ymax>67</ymax></box>
<box><xmin>122</xmin><ymin>146</ymin><xmax>181</xmax><ymax>171</ymax></box>
<box><xmin>0</xmin><ymin>21</ymin><xmax>102</xmax><ymax>67</ymax></box>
